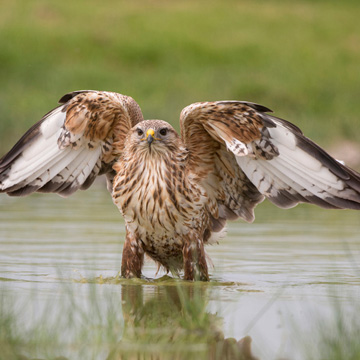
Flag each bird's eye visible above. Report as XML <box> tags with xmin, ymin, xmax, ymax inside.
<box><xmin>159</xmin><ymin>128</ymin><xmax>168</xmax><ymax>136</ymax></box>
<box><xmin>137</xmin><ymin>128</ymin><xmax>143</xmax><ymax>136</ymax></box>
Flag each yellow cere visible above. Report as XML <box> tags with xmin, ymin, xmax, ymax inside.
<box><xmin>146</xmin><ymin>129</ymin><xmax>155</xmax><ymax>137</ymax></box>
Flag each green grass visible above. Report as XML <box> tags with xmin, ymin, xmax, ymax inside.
<box><xmin>1</xmin><ymin>0</ymin><xmax>360</xmax><ymax>154</ymax></box>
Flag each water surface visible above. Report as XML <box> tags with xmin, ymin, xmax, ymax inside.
<box><xmin>0</xmin><ymin>185</ymin><xmax>359</xmax><ymax>359</ymax></box>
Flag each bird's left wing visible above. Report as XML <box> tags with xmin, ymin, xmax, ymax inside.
<box><xmin>180</xmin><ymin>101</ymin><xmax>360</xmax><ymax>225</ymax></box>
<box><xmin>0</xmin><ymin>90</ymin><xmax>144</xmax><ymax>197</ymax></box>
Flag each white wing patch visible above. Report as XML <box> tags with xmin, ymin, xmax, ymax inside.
<box><xmin>225</xmin><ymin>138</ymin><xmax>248</xmax><ymax>156</ymax></box>
<box><xmin>0</xmin><ymin>103</ymin><xmax>105</xmax><ymax>197</ymax></box>
<box><xmin>40</xmin><ymin>107</ymin><xmax>65</xmax><ymax>138</ymax></box>
<box><xmin>233</xmin><ymin>118</ymin><xmax>360</xmax><ymax>210</ymax></box>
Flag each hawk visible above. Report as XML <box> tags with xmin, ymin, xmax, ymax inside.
<box><xmin>1</xmin><ymin>90</ymin><xmax>360</xmax><ymax>281</ymax></box>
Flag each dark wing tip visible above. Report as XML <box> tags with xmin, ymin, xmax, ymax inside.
<box><xmin>243</xmin><ymin>101</ymin><xmax>273</xmax><ymax>114</ymax></box>
<box><xmin>58</xmin><ymin>90</ymin><xmax>97</xmax><ymax>104</ymax></box>
<box><xmin>215</xmin><ymin>100</ymin><xmax>273</xmax><ymax>113</ymax></box>
<box><xmin>265</xmin><ymin>114</ymin><xmax>304</xmax><ymax>134</ymax></box>
<box><xmin>5</xmin><ymin>185</ymin><xmax>41</xmax><ymax>197</ymax></box>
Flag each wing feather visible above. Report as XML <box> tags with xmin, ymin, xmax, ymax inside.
<box><xmin>180</xmin><ymin>101</ymin><xmax>267</xmax><ymax>226</ymax></box>
<box><xmin>180</xmin><ymin>101</ymin><xmax>360</xmax><ymax>231</ymax></box>
<box><xmin>0</xmin><ymin>90</ymin><xmax>144</xmax><ymax>197</ymax></box>
<box><xmin>236</xmin><ymin>115</ymin><xmax>360</xmax><ymax>210</ymax></box>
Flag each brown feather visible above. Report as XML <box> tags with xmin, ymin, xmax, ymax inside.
<box><xmin>0</xmin><ymin>90</ymin><xmax>144</xmax><ymax>198</ymax></box>
<box><xmin>180</xmin><ymin>101</ymin><xmax>267</xmax><ymax>224</ymax></box>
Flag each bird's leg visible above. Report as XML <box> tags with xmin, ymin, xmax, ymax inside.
<box><xmin>121</xmin><ymin>230</ymin><xmax>144</xmax><ymax>279</ymax></box>
<box><xmin>183</xmin><ymin>235</ymin><xmax>209</xmax><ymax>281</ymax></box>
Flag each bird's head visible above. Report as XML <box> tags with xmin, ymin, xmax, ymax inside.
<box><xmin>127</xmin><ymin>120</ymin><xmax>181</xmax><ymax>156</ymax></box>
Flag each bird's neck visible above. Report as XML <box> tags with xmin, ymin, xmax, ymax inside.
<box><xmin>114</xmin><ymin>144</ymin><xmax>190</xmax><ymax>201</ymax></box>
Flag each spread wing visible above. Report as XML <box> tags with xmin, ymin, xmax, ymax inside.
<box><xmin>180</xmin><ymin>101</ymin><xmax>360</xmax><ymax>227</ymax></box>
<box><xmin>0</xmin><ymin>90</ymin><xmax>144</xmax><ymax>197</ymax></box>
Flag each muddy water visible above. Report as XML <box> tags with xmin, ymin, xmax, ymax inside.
<box><xmin>0</xmin><ymin>186</ymin><xmax>359</xmax><ymax>359</ymax></box>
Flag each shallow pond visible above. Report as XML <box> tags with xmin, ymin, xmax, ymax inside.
<box><xmin>0</xmin><ymin>184</ymin><xmax>359</xmax><ymax>360</ymax></box>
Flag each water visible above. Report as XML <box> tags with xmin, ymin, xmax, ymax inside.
<box><xmin>0</xmin><ymin>185</ymin><xmax>359</xmax><ymax>360</ymax></box>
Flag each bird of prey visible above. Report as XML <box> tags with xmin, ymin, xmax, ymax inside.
<box><xmin>1</xmin><ymin>90</ymin><xmax>360</xmax><ymax>281</ymax></box>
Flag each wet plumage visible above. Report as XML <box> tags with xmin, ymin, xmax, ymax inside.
<box><xmin>1</xmin><ymin>90</ymin><xmax>360</xmax><ymax>280</ymax></box>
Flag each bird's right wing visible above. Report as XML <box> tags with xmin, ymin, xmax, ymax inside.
<box><xmin>0</xmin><ymin>90</ymin><xmax>144</xmax><ymax>197</ymax></box>
<box><xmin>180</xmin><ymin>101</ymin><xmax>360</xmax><ymax>227</ymax></box>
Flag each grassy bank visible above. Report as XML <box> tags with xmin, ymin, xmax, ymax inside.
<box><xmin>0</xmin><ymin>0</ymin><xmax>360</xmax><ymax>154</ymax></box>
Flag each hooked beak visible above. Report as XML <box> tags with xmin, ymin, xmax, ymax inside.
<box><xmin>146</xmin><ymin>129</ymin><xmax>155</xmax><ymax>145</ymax></box>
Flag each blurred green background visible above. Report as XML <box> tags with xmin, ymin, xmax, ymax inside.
<box><xmin>0</xmin><ymin>0</ymin><xmax>360</xmax><ymax>157</ymax></box>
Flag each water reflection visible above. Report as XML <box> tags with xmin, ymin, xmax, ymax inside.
<box><xmin>108</xmin><ymin>281</ymin><xmax>258</xmax><ymax>360</ymax></box>
<box><xmin>2</xmin><ymin>278</ymin><xmax>259</xmax><ymax>360</ymax></box>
